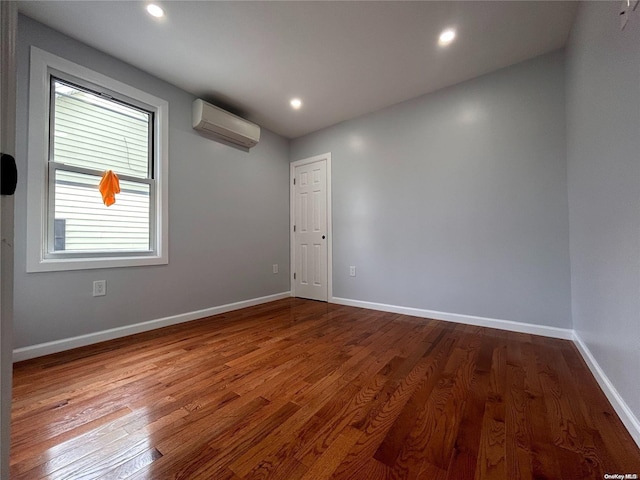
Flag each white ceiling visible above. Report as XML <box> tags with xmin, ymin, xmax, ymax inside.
<box><xmin>18</xmin><ymin>1</ymin><xmax>578</xmax><ymax>139</ymax></box>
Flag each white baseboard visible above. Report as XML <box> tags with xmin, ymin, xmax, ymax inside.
<box><xmin>330</xmin><ymin>297</ymin><xmax>574</xmax><ymax>340</ymax></box>
<box><xmin>572</xmin><ymin>332</ymin><xmax>640</xmax><ymax>448</ymax></box>
<box><xmin>13</xmin><ymin>291</ymin><xmax>291</xmax><ymax>362</ymax></box>
<box><xmin>14</xmin><ymin>292</ymin><xmax>639</xmax><ymax>449</ymax></box>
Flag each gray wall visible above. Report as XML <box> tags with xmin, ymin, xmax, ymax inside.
<box><xmin>14</xmin><ymin>15</ymin><xmax>291</xmax><ymax>348</ymax></box>
<box><xmin>566</xmin><ymin>2</ymin><xmax>640</xmax><ymax>420</ymax></box>
<box><xmin>291</xmin><ymin>51</ymin><xmax>572</xmax><ymax>328</ymax></box>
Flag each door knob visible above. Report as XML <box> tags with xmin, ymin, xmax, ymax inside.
<box><xmin>322</xmin><ymin>235</ymin><xmax>326</xmax><ymax>239</ymax></box>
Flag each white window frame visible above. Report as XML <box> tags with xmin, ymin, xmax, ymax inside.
<box><xmin>26</xmin><ymin>47</ymin><xmax>169</xmax><ymax>272</ymax></box>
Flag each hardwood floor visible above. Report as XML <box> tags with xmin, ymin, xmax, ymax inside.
<box><xmin>11</xmin><ymin>298</ymin><xmax>640</xmax><ymax>479</ymax></box>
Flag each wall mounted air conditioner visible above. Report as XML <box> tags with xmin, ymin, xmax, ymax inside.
<box><xmin>192</xmin><ymin>99</ymin><xmax>260</xmax><ymax>149</ymax></box>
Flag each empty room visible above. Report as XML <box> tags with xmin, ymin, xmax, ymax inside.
<box><xmin>1</xmin><ymin>0</ymin><xmax>639</xmax><ymax>478</ymax></box>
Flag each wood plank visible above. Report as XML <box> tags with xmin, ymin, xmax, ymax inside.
<box><xmin>299</xmin><ymin>426</ymin><xmax>362</xmax><ymax>480</ymax></box>
<box><xmin>475</xmin><ymin>336</ymin><xmax>507</xmax><ymax>480</ymax></box>
<box><xmin>441</xmin><ymin>329</ymin><xmax>493</xmax><ymax>479</ymax></box>
<box><xmin>374</xmin><ymin>326</ymin><xmax>458</xmax><ymax>468</ymax></box>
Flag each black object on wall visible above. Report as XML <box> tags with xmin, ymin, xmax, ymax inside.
<box><xmin>1</xmin><ymin>153</ymin><xmax>17</xmax><ymax>195</ymax></box>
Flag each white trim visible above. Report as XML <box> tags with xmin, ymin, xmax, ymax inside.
<box><xmin>330</xmin><ymin>296</ymin><xmax>574</xmax><ymax>340</ymax></box>
<box><xmin>0</xmin><ymin>3</ymin><xmax>17</xmax><ymax>479</ymax></box>
<box><xmin>572</xmin><ymin>332</ymin><xmax>640</xmax><ymax>448</ymax></box>
<box><xmin>25</xmin><ymin>47</ymin><xmax>169</xmax><ymax>272</ymax></box>
<box><xmin>290</xmin><ymin>153</ymin><xmax>333</xmax><ymax>301</ymax></box>
<box><xmin>13</xmin><ymin>291</ymin><xmax>290</xmax><ymax>362</ymax></box>
<box><xmin>11</xmin><ymin>289</ymin><xmax>640</xmax><ymax>448</ymax></box>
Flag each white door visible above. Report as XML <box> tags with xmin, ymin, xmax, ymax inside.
<box><xmin>292</xmin><ymin>156</ymin><xmax>329</xmax><ymax>301</ymax></box>
<box><xmin>0</xmin><ymin>2</ymin><xmax>17</xmax><ymax>477</ymax></box>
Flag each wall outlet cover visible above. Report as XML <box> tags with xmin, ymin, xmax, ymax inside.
<box><xmin>93</xmin><ymin>280</ymin><xmax>106</xmax><ymax>297</ymax></box>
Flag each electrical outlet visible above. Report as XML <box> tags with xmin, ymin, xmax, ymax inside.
<box><xmin>93</xmin><ymin>280</ymin><xmax>106</xmax><ymax>297</ymax></box>
<box><xmin>349</xmin><ymin>266</ymin><xmax>356</xmax><ymax>277</ymax></box>
<box><xmin>273</xmin><ymin>264</ymin><xmax>279</xmax><ymax>274</ymax></box>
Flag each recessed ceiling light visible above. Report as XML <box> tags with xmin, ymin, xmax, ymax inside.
<box><xmin>438</xmin><ymin>28</ymin><xmax>456</xmax><ymax>47</ymax></box>
<box><xmin>146</xmin><ymin>4</ymin><xmax>165</xmax><ymax>18</ymax></box>
<box><xmin>290</xmin><ymin>98</ymin><xmax>302</xmax><ymax>110</ymax></box>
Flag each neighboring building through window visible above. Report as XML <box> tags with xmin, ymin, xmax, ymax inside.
<box><xmin>26</xmin><ymin>48</ymin><xmax>169</xmax><ymax>272</ymax></box>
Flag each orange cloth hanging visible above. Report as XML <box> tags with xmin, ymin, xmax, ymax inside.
<box><xmin>98</xmin><ymin>170</ymin><xmax>120</xmax><ymax>207</ymax></box>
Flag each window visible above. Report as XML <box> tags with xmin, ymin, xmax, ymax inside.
<box><xmin>50</xmin><ymin>77</ymin><xmax>155</xmax><ymax>254</ymax></box>
<box><xmin>26</xmin><ymin>48</ymin><xmax>169</xmax><ymax>272</ymax></box>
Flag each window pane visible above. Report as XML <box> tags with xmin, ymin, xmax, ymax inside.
<box><xmin>52</xmin><ymin>79</ymin><xmax>151</xmax><ymax>178</ymax></box>
<box><xmin>53</xmin><ymin>169</ymin><xmax>151</xmax><ymax>252</ymax></box>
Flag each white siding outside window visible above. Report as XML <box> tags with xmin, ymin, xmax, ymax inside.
<box><xmin>26</xmin><ymin>48</ymin><xmax>169</xmax><ymax>272</ymax></box>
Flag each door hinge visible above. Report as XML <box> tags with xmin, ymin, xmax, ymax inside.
<box><xmin>294</xmin><ymin>273</ymin><xmax>296</xmax><ymax>280</ymax></box>
<box><xmin>293</xmin><ymin>178</ymin><xmax>296</xmax><ymax>185</ymax></box>
<box><xmin>293</xmin><ymin>225</ymin><xmax>296</xmax><ymax>232</ymax></box>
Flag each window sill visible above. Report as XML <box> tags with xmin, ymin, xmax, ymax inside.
<box><xmin>26</xmin><ymin>254</ymin><xmax>168</xmax><ymax>273</ymax></box>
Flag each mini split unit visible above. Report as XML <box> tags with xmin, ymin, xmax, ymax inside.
<box><xmin>192</xmin><ymin>99</ymin><xmax>261</xmax><ymax>149</ymax></box>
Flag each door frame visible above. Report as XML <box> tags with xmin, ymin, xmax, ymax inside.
<box><xmin>0</xmin><ymin>1</ymin><xmax>17</xmax><ymax>477</ymax></box>
<box><xmin>290</xmin><ymin>153</ymin><xmax>332</xmax><ymax>301</ymax></box>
